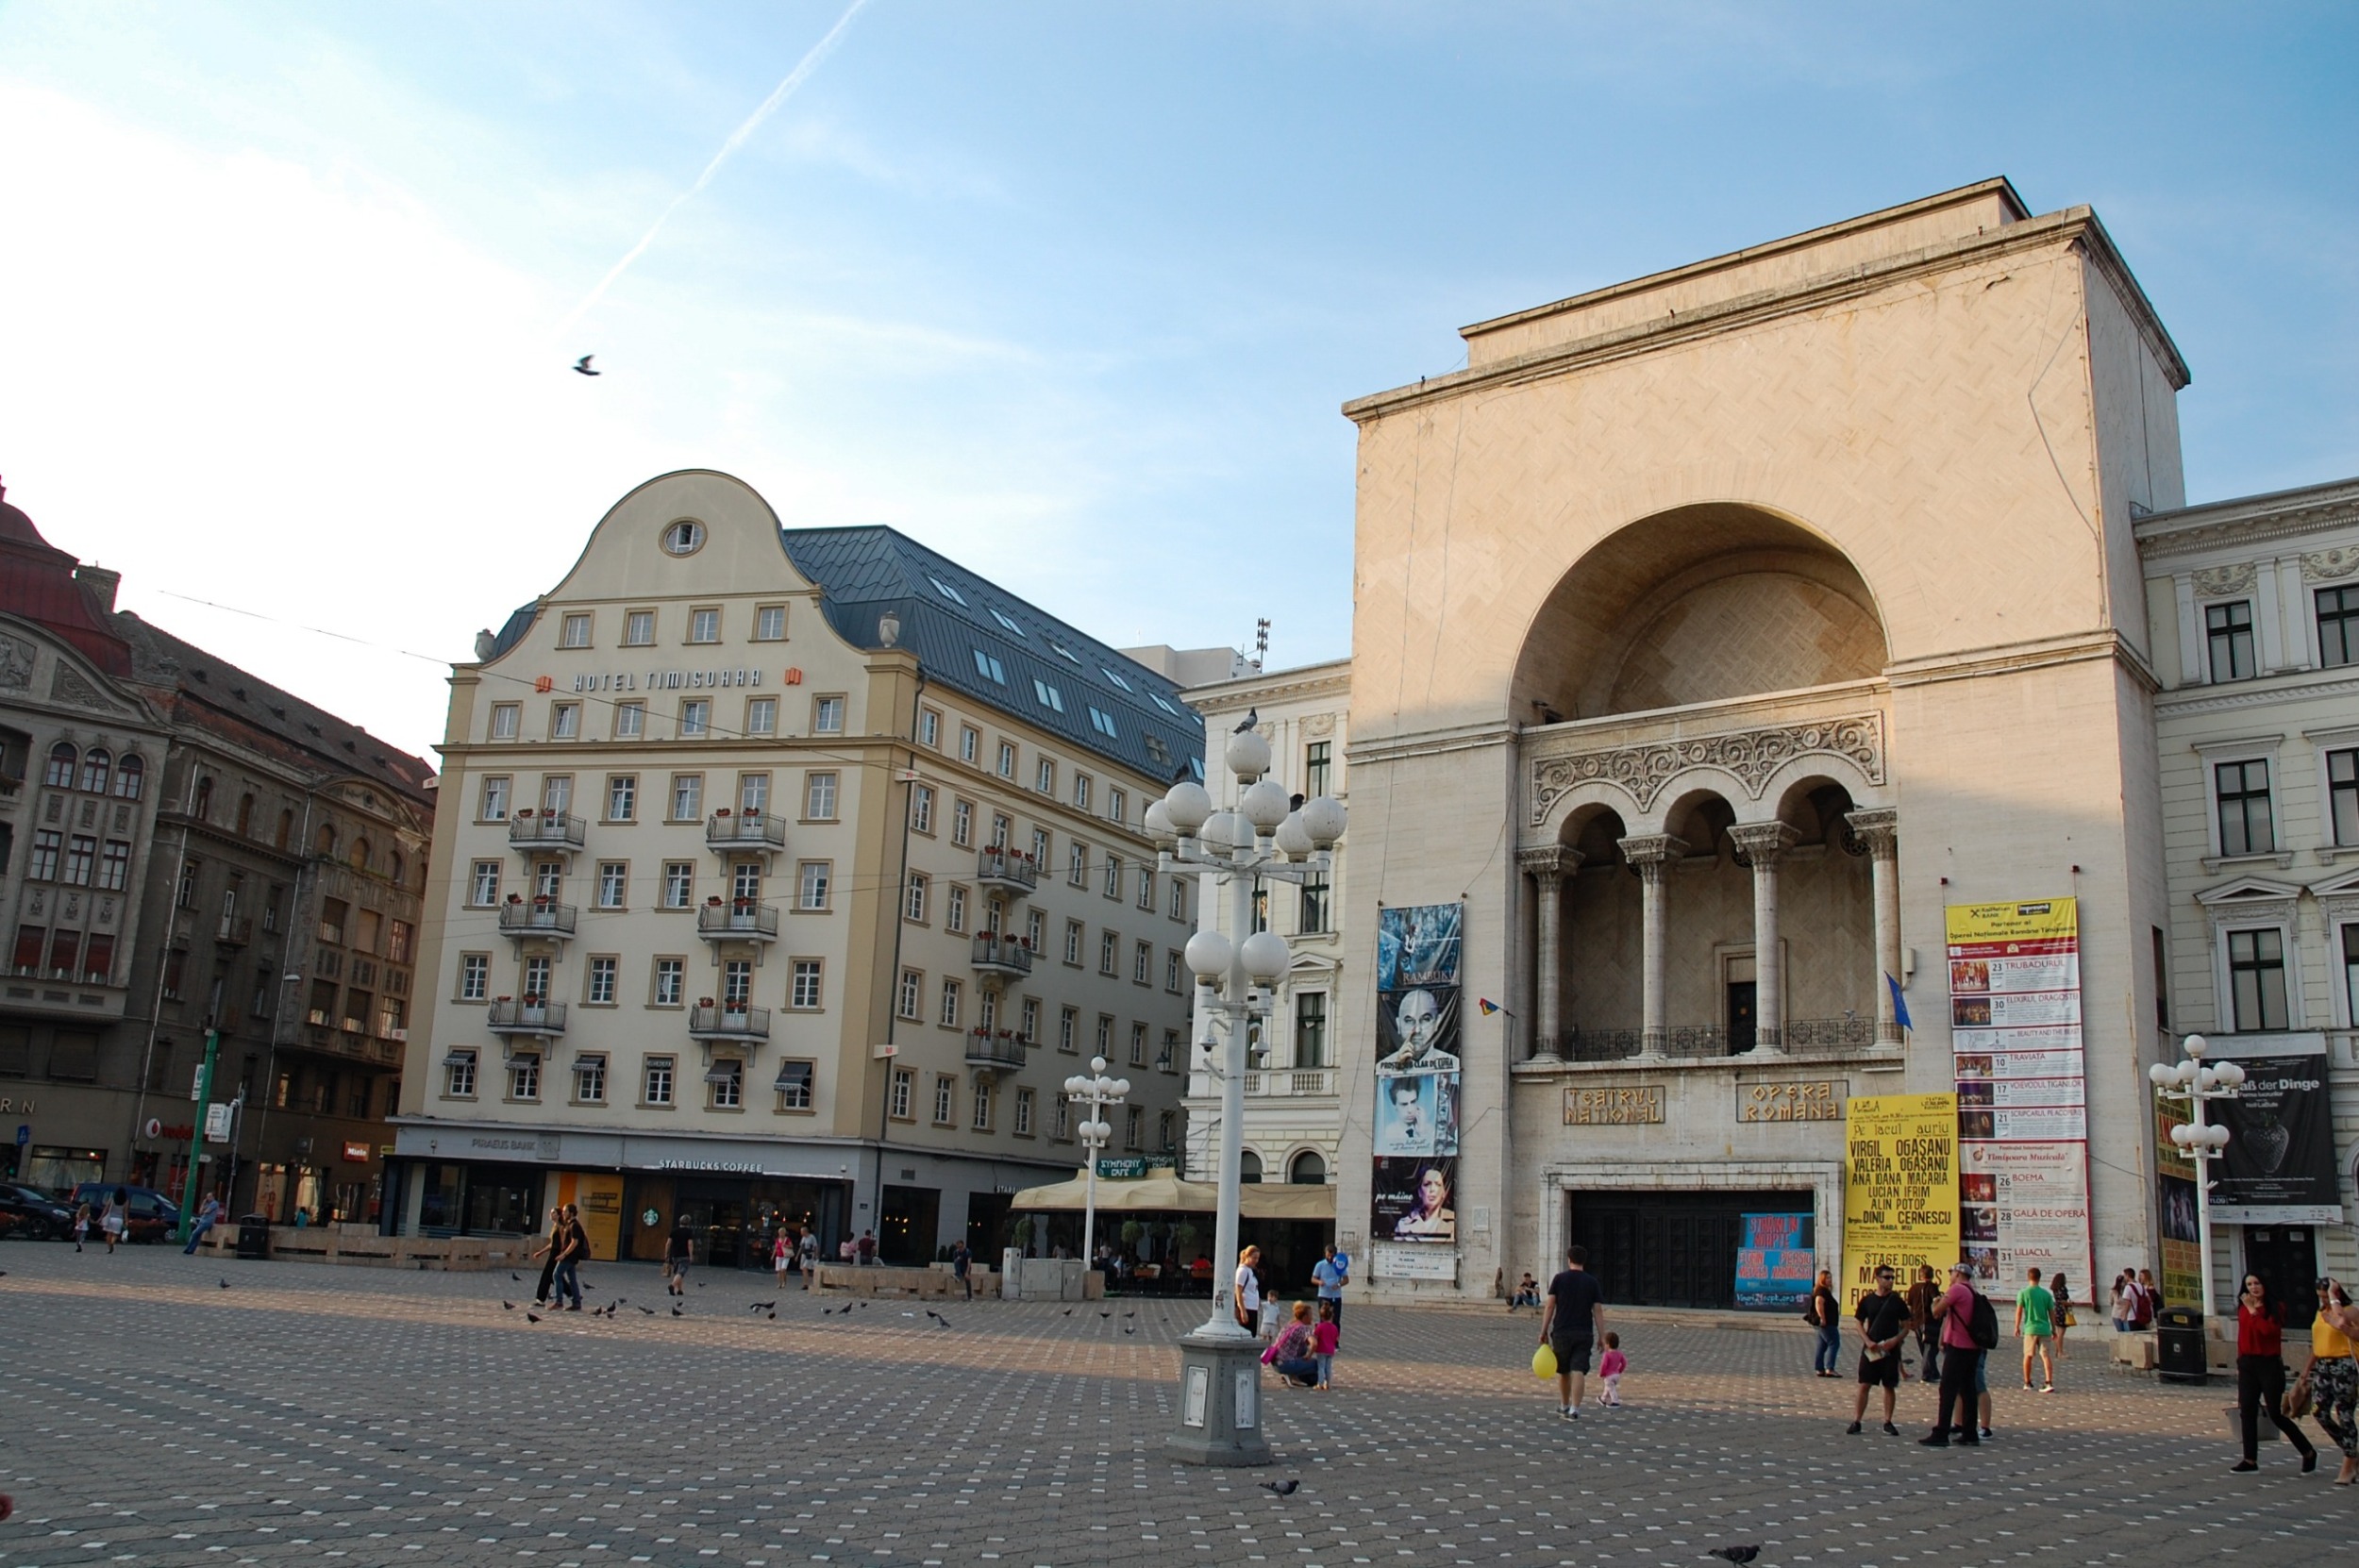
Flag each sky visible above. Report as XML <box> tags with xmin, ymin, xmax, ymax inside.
<box><xmin>1</xmin><ymin>2</ymin><xmax>2353</xmax><ymax>766</ymax></box>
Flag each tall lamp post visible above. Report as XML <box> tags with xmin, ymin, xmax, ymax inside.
<box><xmin>1063</xmin><ymin>1055</ymin><xmax>1129</xmax><ymax>1276</ymax></box>
<box><xmin>1149</xmin><ymin>723</ymin><xmax>1345</xmax><ymax>1467</ymax></box>
<box><xmin>2149</xmin><ymin>1033</ymin><xmax>2245</xmax><ymax>1314</ymax></box>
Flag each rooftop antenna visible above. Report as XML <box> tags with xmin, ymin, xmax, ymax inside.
<box><xmin>1253</xmin><ymin>618</ymin><xmax>1269</xmax><ymax>672</ymax></box>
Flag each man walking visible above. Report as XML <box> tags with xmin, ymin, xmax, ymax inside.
<box><xmin>551</xmin><ymin>1204</ymin><xmax>587</xmax><ymax>1310</ymax></box>
<box><xmin>1538</xmin><ymin>1244</ymin><xmax>1608</xmax><ymax>1421</ymax></box>
<box><xmin>1312</xmin><ymin>1243</ymin><xmax>1349</xmax><ymax>1337</ymax></box>
<box><xmin>1905</xmin><ymin>1263</ymin><xmax>1943</xmax><ymax>1383</ymax></box>
<box><xmin>1847</xmin><ymin>1265</ymin><xmax>1911</xmax><ymax>1435</ymax></box>
<box><xmin>1921</xmin><ymin>1261</ymin><xmax>1986</xmax><ymax>1446</ymax></box>
<box><xmin>2015</xmin><ymin>1266</ymin><xmax>2057</xmax><ymax>1393</ymax></box>
<box><xmin>950</xmin><ymin>1238</ymin><xmax>973</xmax><ymax>1300</ymax></box>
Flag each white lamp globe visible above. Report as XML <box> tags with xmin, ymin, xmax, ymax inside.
<box><xmin>1090</xmin><ymin>1055</ymin><xmax>1109</xmax><ymax>1075</ymax></box>
<box><xmin>1224</xmin><ymin>727</ymin><xmax>1272</xmax><ymax>782</ymax></box>
<box><xmin>1143</xmin><ymin>798</ymin><xmax>1176</xmax><ymax>847</ymax></box>
<box><xmin>1112</xmin><ymin>1078</ymin><xmax>1131</xmax><ymax>1097</ymax></box>
<box><xmin>1240</xmin><ymin>778</ymin><xmax>1292</xmax><ymax>833</ymax></box>
<box><xmin>1064</xmin><ymin>1076</ymin><xmax>1088</xmax><ymax>1095</ymax></box>
<box><xmin>2214</xmin><ymin>1059</ymin><xmax>2245</xmax><ymax>1090</ymax></box>
<box><xmin>2183</xmin><ymin>1033</ymin><xmax>2207</xmax><ymax>1059</ymax></box>
<box><xmin>1275</xmin><ymin>812</ymin><xmax>1316</xmax><ymax>859</ymax></box>
<box><xmin>2196</xmin><ymin>1066</ymin><xmax>2219</xmax><ymax>1093</ymax></box>
<box><xmin>2206</xmin><ymin>1124</ymin><xmax>2232</xmax><ymax>1150</ymax></box>
<box><xmin>1185</xmin><ymin>929</ymin><xmax>1234</xmax><ymax>982</ymax></box>
<box><xmin>1299</xmin><ymin>794</ymin><xmax>1347</xmax><ymax>847</ymax></box>
<box><xmin>2169</xmin><ymin>1123</ymin><xmax>2194</xmax><ymax>1147</ymax></box>
<box><xmin>1202</xmin><ymin>809</ymin><xmax>1250</xmax><ymax>850</ymax></box>
<box><xmin>2148</xmin><ymin>1061</ymin><xmax>2174</xmax><ymax>1088</ymax></box>
<box><xmin>1240</xmin><ymin>929</ymin><xmax>1291</xmax><ymax>984</ymax></box>
<box><xmin>1163</xmin><ymin>780</ymin><xmax>1213</xmax><ymax>835</ymax></box>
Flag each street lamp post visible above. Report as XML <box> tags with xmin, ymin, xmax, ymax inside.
<box><xmin>2149</xmin><ymin>1033</ymin><xmax>2245</xmax><ymax>1314</ymax></box>
<box><xmin>1150</xmin><ymin>724</ymin><xmax>1345</xmax><ymax>1467</ymax></box>
<box><xmin>1063</xmin><ymin>1055</ymin><xmax>1129</xmax><ymax>1276</ymax></box>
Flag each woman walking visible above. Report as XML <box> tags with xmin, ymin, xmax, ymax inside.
<box><xmin>2232</xmin><ymin>1273</ymin><xmax>2318</xmax><ymax>1474</ymax></box>
<box><xmin>1807</xmin><ymin>1269</ymin><xmax>1842</xmax><ymax>1377</ymax></box>
<box><xmin>2049</xmin><ymin>1274</ymin><xmax>2074</xmax><ymax>1362</ymax></box>
<box><xmin>2297</xmin><ymin>1278</ymin><xmax>2359</xmax><ymax>1484</ymax></box>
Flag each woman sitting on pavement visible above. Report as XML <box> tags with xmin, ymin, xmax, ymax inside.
<box><xmin>1265</xmin><ymin>1301</ymin><xmax>1319</xmax><ymax>1389</ymax></box>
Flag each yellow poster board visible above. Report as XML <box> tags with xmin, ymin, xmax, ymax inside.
<box><xmin>554</xmin><ymin>1171</ymin><xmax>626</xmax><ymax>1260</ymax></box>
<box><xmin>1842</xmin><ymin>1092</ymin><xmax>1960</xmax><ymax>1299</ymax></box>
<box><xmin>1943</xmin><ymin>896</ymin><xmax>2078</xmax><ymax>945</ymax></box>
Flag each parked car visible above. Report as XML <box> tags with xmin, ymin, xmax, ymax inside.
<box><xmin>68</xmin><ymin>1183</ymin><xmax>182</xmax><ymax>1243</ymax></box>
<box><xmin>0</xmin><ymin>1183</ymin><xmax>76</xmax><ymax>1242</ymax></box>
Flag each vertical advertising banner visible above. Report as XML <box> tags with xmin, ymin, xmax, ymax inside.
<box><xmin>1947</xmin><ymin>899</ymin><xmax>2093</xmax><ymax>1294</ymax></box>
<box><xmin>1373</xmin><ymin>903</ymin><xmax>1464</xmax><ymax>1281</ymax></box>
<box><xmin>1843</xmin><ymin>1093</ymin><xmax>1960</xmax><ymax>1296</ymax></box>
<box><xmin>2154</xmin><ymin>1097</ymin><xmax>2202</xmax><ymax>1309</ymax></box>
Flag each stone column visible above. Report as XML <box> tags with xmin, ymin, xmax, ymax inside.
<box><xmin>1617</xmin><ymin>835</ymin><xmax>1686</xmax><ymax>1056</ymax></box>
<box><xmin>1517</xmin><ymin>847</ymin><xmax>1581</xmax><ymax>1059</ymax></box>
<box><xmin>1728</xmin><ymin>823</ymin><xmax>1799</xmax><ymax>1053</ymax></box>
<box><xmin>1847</xmin><ymin>809</ymin><xmax>1902</xmax><ymax>1043</ymax></box>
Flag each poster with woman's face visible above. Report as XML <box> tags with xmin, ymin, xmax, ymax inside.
<box><xmin>1371</xmin><ymin>1157</ymin><xmax>1456</xmax><ymax>1243</ymax></box>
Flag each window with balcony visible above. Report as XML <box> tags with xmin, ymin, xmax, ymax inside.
<box><xmin>2228</xmin><ymin>926</ymin><xmax>2290</xmax><ymax>1031</ymax></box>
<box><xmin>643</xmin><ymin>1056</ymin><xmax>675</xmax><ymax>1106</ymax></box>
<box><xmin>460</xmin><ymin>954</ymin><xmax>489</xmax><ymax>1001</ymax></box>
<box><xmin>798</xmin><ymin>860</ymin><xmax>831</xmax><ymax>909</ymax></box>
<box><xmin>534</xmin><ymin>859</ymin><xmax>562</xmax><ymax>899</ymax></box>
<box><xmin>2215</xmin><ymin>759</ymin><xmax>2275</xmax><ymax>857</ymax></box>
<box><xmin>2206</xmin><ymin>600</ymin><xmax>2256</xmax><ymax>682</ymax></box>
<box><xmin>2319</xmin><ymin>586</ymin><xmax>2359</xmax><ymax>668</ymax></box>
<box><xmin>653</xmin><ymin>957</ymin><xmax>684</xmax><ymax>1007</ymax></box>
<box><xmin>723</xmin><ymin>958</ymin><xmax>752</xmax><ymax>1008</ymax></box>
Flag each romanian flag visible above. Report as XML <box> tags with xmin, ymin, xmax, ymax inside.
<box><xmin>1477</xmin><ymin>998</ymin><xmax>1508</xmax><ymax>1017</ymax></box>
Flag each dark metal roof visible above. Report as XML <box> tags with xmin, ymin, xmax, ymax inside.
<box><xmin>778</xmin><ymin>525</ymin><xmax>1202</xmax><ymax>783</ymax></box>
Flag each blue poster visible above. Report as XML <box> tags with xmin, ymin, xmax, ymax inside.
<box><xmin>1734</xmin><ymin>1212</ymin><xmax>1815</xmax><ymax>1310</ymax></box>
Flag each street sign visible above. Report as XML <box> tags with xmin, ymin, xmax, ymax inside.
<box><xmin>203</xmin><ymin>1103</ymin><xmax>233</xmax><ymax>1143</ymax></box>
<box><xmin>13</xmin><ymin>1125</ymin><xmax>25</xmax><ymax>1147</ymax></box>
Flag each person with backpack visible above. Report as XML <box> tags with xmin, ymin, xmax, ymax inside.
<box><xmin>1805</xmin><ymin>1269</ymin><xmax>1842</xmax><ymax>1376</ymax></box>
<box><xmin>1922</xmin><ymin>1260</ymin><xmax>1995</xmax><ymax>1446</ymax></box>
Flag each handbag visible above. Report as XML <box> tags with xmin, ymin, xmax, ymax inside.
<box><xmin>2285</xmin><ymin>1376</ymin><xmax>2315</xmax><ymax>1420</ymax></box>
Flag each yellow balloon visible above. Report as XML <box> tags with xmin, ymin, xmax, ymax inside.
<box><xmin>1532</xmin><ymin>1343</ymin><xmax>1558</xmax><ymax>1379</ymax></box>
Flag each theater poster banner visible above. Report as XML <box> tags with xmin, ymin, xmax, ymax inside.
<box><xmin>1841</xmin><ymin>1092</ymin><xmax>1959</xmax><ymax>1297</ymax></box>
<box><xmin>1373</xmin><ymin>903</ymin><xmax>1463</xmax><ymax>1280</ymax></box>
<box><xmin>2208</xmin><ymin>1035</ymin><xmax>2343</xmax><ymax>1224</ymax></box>
<box><xmin>1947</xmin><ymin>897</ymin><xmax>2092</xmax><ymax>1294</ymax></box>
<box><xmin>1734</xmin><ymin>1212</ymin><xmax>1816</xmax><ymax>1310</ymax></box>
<box><xmin>2154</xmin><ymin>1096</ymin><xmax>2202</xmax><ymax>1309</ymax></box>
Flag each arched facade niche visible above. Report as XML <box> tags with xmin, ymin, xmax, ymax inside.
<box><xmin>1510</xmin><ymin>503</ymin><xmax>1888</xmax><ymax>726</ymax></box>
<box><xmin>1754</xmin><ymin>775</ymin><xmax>1878</xmax><ymax>1028</ymax></box>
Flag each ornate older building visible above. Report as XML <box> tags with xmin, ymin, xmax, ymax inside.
<box><xmin>1330</xmin><ymin>179</ymin><xmax>2195</xmax><ymax>1307</ymax></box>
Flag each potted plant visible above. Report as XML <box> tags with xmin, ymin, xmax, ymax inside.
<box><xmin>697</xmin><ymin>996</ymin><xmax>715</xmax><ymax>1009</ymax></box>
<box><xmin>706</xmin><ymin>895</ymin><xmax>723</xmax><ymax>906</ymax></box>
<box><xmin>516</xmin><ymin>807</ymin><xmax>533</xmax><ymax>818</ymax></box>
<box><xmin>506</xmin><ymin>892</ymin><xmax>523</xmax><ymax>904</ymax></box>
<box><xmin>716</xmin><ymin>806</ymin><xmax>732</xmax><ymax>816</ymax></box>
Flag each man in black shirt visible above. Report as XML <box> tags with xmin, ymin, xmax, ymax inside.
<box><xmin>1847</xmin><ymin>1265</ymin><xmax>1910</xmax><ymax>1434</ymax></box>
<box><xmin>1539</xmin><ymin>1245</ymin><xmax>1608</xmax><ymax>1420</ymax></box>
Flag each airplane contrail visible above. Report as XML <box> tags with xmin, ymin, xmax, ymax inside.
<box><xmin>554</xmin><ymin>0</ymin><xmax>876</xmax><ymax>342</ymax></box>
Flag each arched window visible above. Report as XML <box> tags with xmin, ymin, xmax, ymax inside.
<box><xmin>78</xmin><ymin>748</ymin><xmax>110</xmax><ymax>793</ymax></box>
<box><xmin>1288</xmin><ymin>1150</ymin><xmax>1328</xmax><ymax>1186</ymax></box>
<box><xmin>43</xmin><ymin>742</ymin><xmax>75</xmax><ymax>788</ymax></box>
<box><xmin>350</xmin><ymin>839</ymin><xmax>371</xmax><ymax>873</ymax></box>
<box><xmin>314</xmin><ymin>824</ymin><xmax>337</xmax><ymax>858</ymax></box>
<box><xmin>236</xmin><ymin>793</ymin><xmax>255</xmax><ymax>838</ymax></box>
<box><xmin>276</xmin><ymin>809</ymin><xmax>293</xmax><ymax>849</ymax></box>
<box><xmin>111</xmin><ymin>754</ymin><xmax>144</xmax><ymax>800</ymax></box>
<box><xmin>1238</xmin><ymin>1149</ymin><xmax>1263</xmax><ymax>1185</ymax></box>
<box><xmin>192</xmin><ymin>776</ymin><xmax>213</xmax><ymax>819</ymax></box>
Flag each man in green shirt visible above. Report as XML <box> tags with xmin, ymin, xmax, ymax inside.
<box><xmin>2015</xmin><ymin>1265</ymin><xmax>2057</xmax><ymax>1393</ymax></box>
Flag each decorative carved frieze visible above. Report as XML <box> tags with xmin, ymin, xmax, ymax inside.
<box><xmin>48</xmin><ymin>661</ymin><xmax>109</xmax><ymax>711</ymax></box>
<box><xmin>0</xmin><ymin>634</ymin><xmax>33</xmax><ymax>691</ymax></box>
<box><xmin>2190</xmin><ymin>562</ymin><xmax>2258</xmax><ymax>598</ymax></box>
<box><xmin>2301</xmin><ymin>547</ymin><xmax>2359</xmax><ymax>584</ymax></box>
<box><xmin>1531</xmin><ymin>715</ymin><xmax>1884</xmax><ymax>823</ymax></box>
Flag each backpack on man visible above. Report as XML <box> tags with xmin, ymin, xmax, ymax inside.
<box><xmin>1967</xmin><ymin>1289</ymin><xmax>2000</xmax><ymax>1351</ymax></box>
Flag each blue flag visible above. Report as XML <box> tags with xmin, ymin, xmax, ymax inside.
<box><xmin>1885</xmin><ymin>972</ymin><xmax>1913</xmax><ymax>1032</ymax></box>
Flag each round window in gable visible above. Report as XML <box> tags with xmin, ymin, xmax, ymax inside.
<box><xmin>661</xmin><ymin>519</ymin><xmax>706</xmax><ymax>557</ymax></box>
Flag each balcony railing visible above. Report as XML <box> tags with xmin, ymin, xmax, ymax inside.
<box><xmin>963</xmin><ymin>1031</ymin><xmax>1028</xmax><ymax>1071</ymax></box>
<box><xmin>214</xmin><ymin>915</ymin><xmax>254</xmax><ymax>948</ymax></box>
<box><xmin>706</xmin><ymin>811</ymin><xmax>787</xmax><ymax>852</ymax></box>
<box><xmin>1242</xmin><ymin>1068</ymin><xmax>1336</xmax><ymax>1096</ymax></box>
<box><xmin>975</xmin><ymin>847</ymin><xmax>1038</xmax><ymax>892</ymax></box>
<box><xmin>488</xmin><ymin>998</ymin><xmax>568</xmax><ymax>1035</ymax></box>
<box><xmin>970</xmin><ymin>932</ymin><xmax>1033</xmax><ymax>977</ymax></box>
<box><xmin>689</xmin><ymin>1004</ymin><xmax>772</xmax><ymax>1040</ymax></box>
<box><xmin>509</xmin><ymin>811</ymin><xmax>586</xmax><ymax>851</ymax></box>
<box><xmin>1544</xmin><ymin>1015</ymin><xmax>1891</xmax><ymax>1063</ymax></box>
<box><xmin>695</xmin><ymin>902</ymin><xmax>779</xmax><ymax>942</ymax></box>
<box><xmin>497</xmin><ymin>902</ymin><xmax>578</xmax><ymax>939</ymax></box>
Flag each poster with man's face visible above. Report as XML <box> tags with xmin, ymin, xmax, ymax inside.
<box><xmin>1378</xmin><ymin>986</ymin><xmax>1461</xmax><ymax>1070</ymax></box>
<box><xmin>1371</xmin><ymin>1157</ymin><xmax>1456</xmax><ymax>1244</ymax></box>
<box><xmin>1374</xmin><ymin>1066</ymin><xmax>1457</xmax><ymax>1157</ymax></box>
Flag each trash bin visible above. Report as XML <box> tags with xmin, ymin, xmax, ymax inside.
<box><xmin>235</xmin><ymin>1214</ymin><xmax>272</xmax><ymax>1261</ymax></box>
<box><xmin>2155</xmin><ymin>1305</ymin><xmax>2206</xmax><ymax>1384</ymax></box>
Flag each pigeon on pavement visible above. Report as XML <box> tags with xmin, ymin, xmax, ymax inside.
<box><xmin>501</xmin><ymin>1301</ymin><xmax>516</xmax><ymax>1310</ymax></box>
<box><xmin>526</xmin><ymin>1311</ymin><xmax>542</xmax><ymax>1324</ymax></box>
<box><xmin>1259</xmin><ymin>1479</ymin><xmax>1297</xmax><ymax>1497</ymax></box>
<box><xmin>1709</xmin><ymin>1549</ymin><xmax>1762</xmax><ymax>1566</ymax></box>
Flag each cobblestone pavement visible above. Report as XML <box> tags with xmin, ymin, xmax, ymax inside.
<box><xmin>2</xmin><ymin>1244</ymin><xmax>2351</xmax><ymax>1567</ymax></box>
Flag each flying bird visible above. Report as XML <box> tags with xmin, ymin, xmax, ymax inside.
<box><xmin>1259</xmin><ymin>1479</ymin><xmax>1297</xmax><ymax>1497</ymax></box>
<box><xmin>1234</xmin><ymin>709</ymin><xmax>1258</xmax><ymax>733</ymax></box>
<box><xmin>573</xmin><ymin>355</ymin><xmax>600</xmax><ymax>376</ymax></box>
<box><xmin>1708</xmin><ymin>1549</ymin><xmax>1761</xmax><ymax>1566</ymax></box>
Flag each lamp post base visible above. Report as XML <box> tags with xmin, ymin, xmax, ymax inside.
<box><xmin>1165</xmin><ymin>1330</ymin><xmax>1275</xmax><ymax>1467</ymax></box>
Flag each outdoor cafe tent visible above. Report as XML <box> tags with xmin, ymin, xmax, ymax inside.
<box><xmin>1010</xmin><ymin>1169</ymin><xmax>1334</xmax><ymax>1222</ymax></box>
